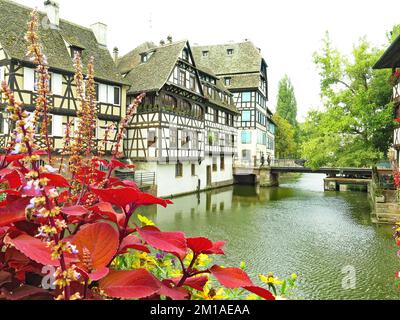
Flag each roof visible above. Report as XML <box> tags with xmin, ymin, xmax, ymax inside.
<box><xmin>192</xmin><ymin>41</ymin><xmax>264</xmax><ymax>75</ymax></box>
<box><xmin>0</xmin><ymin>0</ymin><xmax>125</xmax><ymax>84</ymax></box>
<box><xmin>374</xmin><ymin>35</ymin><xmax>400</xmax><ymax>69</ymax></box>
<box><xmin>118</xmin><ymin>40</ymin><xmax>188</xmax><ymax>94</ymax></box>
<box><xmin>196</xmin><ymin>67</ymin><xmax>238</xmax><ymax>114</ymax></box>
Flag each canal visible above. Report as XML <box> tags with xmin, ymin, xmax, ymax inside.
<box><xmin>140</xmin><ymin>173</ymin><xmax>399</xmax><ymax>300</ymax></box>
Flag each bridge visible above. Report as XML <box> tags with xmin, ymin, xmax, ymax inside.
<box><xmin>233</xmin><ymin>159</ymin><xmax>373</xmax><ymax>189</ymax></box>
<box><xmin>269</xmin><ymin>159</ymin><xmax>372</xmax><ymax>177</ymax></box>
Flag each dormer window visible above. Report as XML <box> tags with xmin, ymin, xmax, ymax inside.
<box><xmin>227</xmin><ymin>49</ymin><xmax>234</xmax><ymax>55</ymax></box>
<box><xmin>70</xmin><ymin>47</ymin><xmax>83</xmax><ymax>59</ymax></box>
<box><xmin>202</xmin><ymin>51</ymin><xmax>209</xmax><ymax>57</ymax></box>
<box><xmin>182</xmin><ymin>48</ymin><xmax>189</xmax><ymax>61</ymax></box>
<box><xmin>141</xmin><ymin>53</ymin><xmax>148</xmax><ymax>63</ymax></box>
<box><xmin>224</xmin><ymin>77</ymin><xmax>232</xmax><ymax>86</ymax></box>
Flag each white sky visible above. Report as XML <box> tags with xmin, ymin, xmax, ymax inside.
<box><xmin>13</xmin><ymin>0</ymin><xmax>400</xmax><ymax>121</ymax></box>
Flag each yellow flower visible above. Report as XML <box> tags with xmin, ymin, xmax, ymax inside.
<box><xmin>131</xmin><ymin>252</ymin><xmax>157</xmax><ymax>269</ymax></box>
<box><xmin>194</xmin><ymin>282</ymin><xmax>227</xmax><ymax>300</ymax></box>
<box><xmin>259</xmin><ymin>273</ymin><xmax>283</xmax><ymax>286</ymax></box>
<box><xmin>137</xmin><ymin>214</ymin><xmax>155</xmax><ymax>226</ymax></box>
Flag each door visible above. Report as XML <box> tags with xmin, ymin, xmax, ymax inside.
<box><xmin>206</xmin><ymin>165</ymin><xmax>212</xmax><ymax>187</ymax></box>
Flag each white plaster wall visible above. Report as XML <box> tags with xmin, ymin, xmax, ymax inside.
<box><xmin>204</xmin><ymin>155</ymin><xmax>234</xmax><ymax>184</ymax></box>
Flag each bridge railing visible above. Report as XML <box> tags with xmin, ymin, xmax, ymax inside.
<box><xmin>234</xmin><ymin>158</ymin><xmax>306</xmax><ymax>168</ymax></box>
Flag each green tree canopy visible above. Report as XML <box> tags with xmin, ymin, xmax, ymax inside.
<box><xmin>276</xmin><ymin>75</ymin><xmax>298</xmax><ymax>127</ymax></box>
<box><xmin>272</xmin><ymin>113</ymin><xmax>296</xmax><ymax>158</ymax></box>
<box><xmin>300</xmin><ymin>32</ymin><xmax>394</xmax><ymax>169</ymax></box>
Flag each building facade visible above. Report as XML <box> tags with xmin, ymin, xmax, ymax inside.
<box><xmin>192</xmin><ymin>41</ymin><xmax>275</xmax><ymax>166</ymax></box>
<box><xmin>0</xmin><ymin>0</ymin><xmax>127</xmax><ymax>156</ymax></box>
<box><xmin>117</xmin><ymin>40</ymin><xmax>239</xmax><ymax>197</ymax></box>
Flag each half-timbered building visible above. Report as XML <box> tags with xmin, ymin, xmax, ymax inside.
<box><xmin>193</xmin><ymin>41</ymin><xmax>275</xmax><ymax>166</ymax></box>
<box><xmin>0</xmin><ymin>0</ymin><xmax>127</xmax><ymax>155</ymax></box>
<box><xmin>374</xmin><ymin>35</ymin><xmax>400</xmax><ymax>167</ymax></box>
<box><xmin>117</xmin><ymin>39</ymin><xmax>238</xmax><ymax>197</ymax></box>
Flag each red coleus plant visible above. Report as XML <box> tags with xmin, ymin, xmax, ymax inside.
<box><xmin>0</xmin><ymin>10</ymin><xmax>275</xmax><ymax>301</ymax></box>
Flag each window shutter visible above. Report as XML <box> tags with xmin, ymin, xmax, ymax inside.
<box><xmin>52</xmin><ymin>115</ymin><xmax>63</xmax><ymax>136</ymax></box>
<box><xmin>52</xmin><ymin>73</ymin><xmax>62</xmax><ymax>95</ymax></box>
<box><xmin>107</xmin><ymin>85</ymin><xmax>114</xmax><ymax>104</ymax></box>
<box><xmin>99</xmin><ymin>84</ymin><xmax>107</xmax><ymax>103</ymax></box>
<box><xmin>24</xmin><ymin>67</ymin><xmax>35</xmax><ymax>91</ymax></box>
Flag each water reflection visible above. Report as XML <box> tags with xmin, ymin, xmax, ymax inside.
<box><xmin>139</xmin><ymin>174</ymin><xmax>399</xmax><ymax>300</ymax></box>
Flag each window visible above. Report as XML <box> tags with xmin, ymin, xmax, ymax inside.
<box><xmin>224</xmin><ymin>77</ymin><xmax>231</xmax><ymax>86</ymax></box>
<box><xmin>175</xmin><ymin>162</ymin><xmax>183</xmax><ymax>177</ymax></box>
<box><xmin>162</xmin><ymin>94</ymin><xmax>177</xmax><ymax>108</ymax></box>
<box><xmin>202</xmin><ymin>51</ymin><xmax>209</xmax><ymax>57</ymax></box>
<box><xmin>182</xmin><ymin>48</ymin><xmax>189</xmax><ymax>61</ymax></box>
<box><xmin>241</xmin><ymin>110</ymin><xmax>251</xmax><ymax>122</ymax></box>
<box><xmin>192</xmin><ymin>131</ymin><xmax>198</xmax><ymax>149</ymax></box>
<box><xmin>191</xmin><ymin>164</ymin><xmax>196</xmax><ymax>176</ymax></box>
<box><xmin>148</xmin><ymin>130</ymin><xmax>157</xmax><ymax>147</ymax></box>
<box><xmin>178</xmin><ymin>100</ymin><xmax>191</xmax><ymax>113</ymax></box>
<box><xmin>141</xmin><ymin>53</ymin><xmax>148</xmax><ymax>63</ymax></box>
<box><xmin>179</xmin><ymin>70</ymin><xmax>186</xmax><ymax>87</ymax></box>
<box><xmin>0</xmin><ymin>113</ymin><xmax>4</xmax><ymax>134</ymax></box>
<box><xmin>242</xmin><ymin>149</ymin><xmax>251</xmax><ymax>161</ymax></box>
<box><xmin>214</xmin><ymin>110</ymin><xmax>219</xmax><ymax>123</ymax></box>
<box><xmin>33</xmin><ymin>71</ymin><xmax>52</xmax><ymax>92</ymax></box>
<box><xmin>35</xmin><ymin>114</ymin><xmax>53</xmax><ymax>136</ymax></box>
<box><xmin>170</xmin><ymin>128</ymin><xmax>178</xmax><ymax>148</ymax></box>
<box><xmin>227</xmin><ymin>49</ymin><xmax>234</xmax><ymax>55</ymax></box>
<box><xmin>94</xmin><ymin>83</ymin><xmax>99</xmax><ymax>101</ymax></box>
<box><xmin>114</xmin><ymin>87</ymin><xmax>120</xmax><ymax>105</ymax></box>
<box><xmin>220</xmin><ymin>154</ymin><xmax>225</xmax><ymax>171</ymax></box>
<box><xmin>70</xmin><ymin>47</ymin><xmax>83</xmax><ymax>59</ymax></box>
<box><xmin>212</xmin><ymin>157</ymin><xmax>218</xmax><ymax>172</ymax></box>
<box><xmin>189</xmin><ymin>75</ymin><xmax>196</xmax><ymax>91</ymax></box>
<box><xmin>241</xmin><ymin>131</ymin><xmax>251</xmax><ymax>144</ymax></box>
<box><xmin>242</xmin><ymin>92</ymin><xmax>252</xmax><ymax>102</ymax></box>
<box><xmin>181</xmin><ymin>130</ymin><xmax>190</xmax><ymax>149</ymax></box>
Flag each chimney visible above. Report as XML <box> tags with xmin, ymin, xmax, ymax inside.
<box><xmin>167</xmin><ymin>35</ymin><xmax>173</xmax><ymax>44</ymax></box>
<box><xmin>91</xmin><ymin>22</ymin><xmax>107</xmax><ymax>47</ymax></box>
<box><xmin>159</xmin><ymin>39</ymin><xmax>165</xmax><ymax>46</ymax></box>
<box><xmin>44</xmin><ymin>0</ymin><xmax>60</xmax><ymax>28</ymax></box>
<box><xmin>113</xmin><ymin>47</ymin><xmax>119</xmax><ymax>62</ymax></box>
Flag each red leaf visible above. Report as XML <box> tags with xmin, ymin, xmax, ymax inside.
<box><xmin>0</xmin><ymin>169</ymin><xmax>23</xmax><ymax>189</ymax></box>
<box><xmin>89</xmin><ymin>202</ymin><xmax>125</xmax><ymax>227</ymax></box>
<box><xmin>203</xmin><ymin>241</ymin><xmax>225</xmax><ymax>255</ymax></box>
<box><xmin>210</xmin><ymin>265</ymin><xmax>253</xmax><ymax>288</ymax></box>
<box><xmin>92</xmin><ymin>187</ymin><xmax>173</xmax><ymax>209</ymax></box>
<box><xmin>41</xmin><ymin>173</ymin><xmax>69</xmax><ymax>188</ymax></box>
<box><xmin>99</xmin><ymin>269</ymin><xmax>161</xmax><ymax>299</ymax></box>
<box><xmin>110</xmin><ymin>159</ymin><xmax>127</xmax><ymax>169</ymax></box>
<box><xmin>4</xmin><ymin>154</ymin><xmax>25</xmax><ymax>163</ymax></box>
<box><xmin>6</xmin><ymin>234</ymin><xmax>58</xmax><ymax>266</ymax></box>
<box><xmin>61</xmin><ymin>205</ymin><xmax>89</xmax><ymax>217</ymax></box>
<box><xmin>170</xmin><ymin>276</ymin><xmax>209</xmax><ymax>291</ymax></box>
<box><xmin>159</xmin><ymin>280</ymin><xmax>189</xmax><ymax>300</ymax></box>
<box><xmin>137</xmin><ymin>226</ymin><xmax>187</xmax><ymax>259</ymax></box>
<box><xmin>1</xmin><ymin>285</ymin><xmax>50</xmax><ymax>300</ymax></box>
<box><xmin>243</xmin><ymin>286</ymin><xmax>275</xmax><ymax>300</ymax></box>
<box><xmin>73</xmin><ymin>222</ymin><xmax>119</xmax><ymax>270</ymax></box>
<box><xmin>187</xmin><ymin>237</ymin><xmax>225</xmax><ymax>255</ymax></box>
<box><xmin>0</xmin><ymin>198</ymin><xmax>30</xmax><ymax>227</ymax></box>
<box><xmin>89</xmin><ymin>267</ymin><xmax>110</xmax><ymax>281</ymax></box>
<box><xmin>119</xmin><ymin>235</ymin><xmax>150</xmax><ymax>254</ymax></box>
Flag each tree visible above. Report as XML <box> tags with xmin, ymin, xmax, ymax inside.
<box><xmin>300</xmin><ymin>32</ymin><xmax>394</xmax><ymax>169</ymax></box>
<box><xmin>276</xmin><ymin>75</ymin><xmax>298</xmax><ymax>127</ymax></box>
<box><xmin>272</xmin><ymin>113</ymin><xmax>296</xmax><ymax>159</ymax></box>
